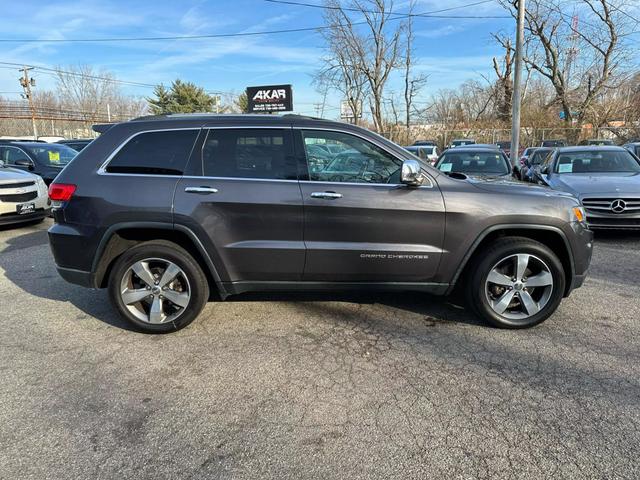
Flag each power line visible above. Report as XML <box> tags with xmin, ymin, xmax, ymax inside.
<box><xmin>0</xmin><ymin>25</ymin><xmax>358</xmax><ymax>43</ymax></box>
<box><xmin>0</xmin><ymin>0</ymin><xmax>510</xmax><ymax>44</ymax></box>
<box><xmin>264</xmin><ymin>0</ymin><xmax>510</xmax><ymax>18</ymax></box>
<box><xmin>0</xmin><ymin>61</ymin><xmax>156</xmax><ymax>88</ymax></box>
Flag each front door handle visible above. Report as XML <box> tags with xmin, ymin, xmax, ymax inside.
<box><xmin>185</xmin><ymin>186</ymin><xmax>219</xmax><ymax>194</ymax></box>
<box><xmin>311</xmin><ymin>191</ymin><xmax>343</xmax><ymax>200</ymax></box>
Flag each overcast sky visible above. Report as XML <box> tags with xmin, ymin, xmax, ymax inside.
<box><xmin>0</xmin><ymin>0</ymin><xmax>635</xmax><ymax>117</ymax></box>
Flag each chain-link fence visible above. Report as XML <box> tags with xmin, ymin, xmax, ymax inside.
<box><xmin>382</xmin><ymin>125</ymin><xmax>640</xmax><ymax>150</ymax></box>
<box><xmin>0</xmin><ymin>100</ymin><xmax>141</xmax><ymax>139</ymax></box>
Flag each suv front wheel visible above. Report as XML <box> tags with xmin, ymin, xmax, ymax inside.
<box><xmin>467</xmin><ymin>237</ymin><xmax>566</xmax><ymax>328</ymax></box>
<box><xmin>108</xmin><ymin>241</ymin><xmax>209</xmax><ymax>333</ymax></box>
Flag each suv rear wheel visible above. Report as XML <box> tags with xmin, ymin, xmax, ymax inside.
<box><xmin>108</xmin><ymin>241</ymin><xmax>209</xmax><ymax>333</ymax></box>
<box><xmin>467</xmin><ymin>237</ymin><xmax>566</xmax><ymax>328</ymax></box>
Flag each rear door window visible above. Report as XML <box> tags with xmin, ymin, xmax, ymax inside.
<box><xmin>106</xmin><ymin>130</ymin><xmax>199</xmax><ymax>175</ymax></box>
<box><xmin>202</xmin><ymin>129</ymin><xmax>296</xmax><ymax>180</ymax></box>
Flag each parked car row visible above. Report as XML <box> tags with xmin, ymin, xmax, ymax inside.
<box><xmin>406</xmin><ymin>137</ymin><xmax>639</xmax><ymax>231</ymax></box>
<box><xmin>0</xmin><ymin>138</ymin><xmax>86</xmax><ymax>227</ymax></box>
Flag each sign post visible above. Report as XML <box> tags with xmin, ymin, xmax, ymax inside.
<box><xmin>246</xmin><ymin>84</ymin><xmax>293</xmax><ymax>113</ymax></box>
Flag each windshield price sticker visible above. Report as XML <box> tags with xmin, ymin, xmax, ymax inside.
<box><xmin>49</xmin><ymin>151</ymin><xmax>61</xmax><ymax>163</ymax></box>
<box><xmin>558</xmin><ymin>163</ymin><xmax>573</xmax><ymax>173</ymax></box>
<box><xmin>439</xmin><ymin>163</ymin><xmax>453</xmax><ymax>172</ymax></box>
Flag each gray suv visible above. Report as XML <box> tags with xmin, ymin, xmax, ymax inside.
<box><xmin>48</xmin><ymin>114</ymin><xmax>593</xmax><ymax>333</ymax></box>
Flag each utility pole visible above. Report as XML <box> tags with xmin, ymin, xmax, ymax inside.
<box><xmin>510</xmin><ymin>0</ymin><xmax>525</xmax><ymax>166</ymax></box>
<box><xmin>19</xmin><ymin>66</ymin><xmax>38</xmax><ymax>139</ymax></box>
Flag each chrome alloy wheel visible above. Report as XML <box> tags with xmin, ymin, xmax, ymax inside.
<box><xmin>120</xmin><ymin>258</ymin><xmax>191</xmax><ymax>324</ymax></box>
<box><xmin>484</xmin><ymin>254</ymin><xmax>554</xmax><ymax>321</ymax></box>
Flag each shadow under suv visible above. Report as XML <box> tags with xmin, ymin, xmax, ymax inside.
<box><xmin>48</xmin><ymin>114</ymin><xmax>593</xmax><ymax>333</ymax></box>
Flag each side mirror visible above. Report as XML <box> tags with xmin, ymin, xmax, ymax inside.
<box><xmin>532</xmin><ymin>166</ymin><xmax>549</xmax><ymax>185</ymax></box>
<box><xmin>14</xmin><ymin>158</ymin><xmax>33</xmax><ymax>169</ymax></box>
<box><xmin>401</xmin><ymin>159</ymin><xmax>423</xmax><ymax>186</ymax></box>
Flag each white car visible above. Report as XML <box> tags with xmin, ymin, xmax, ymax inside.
<box><xmin>403</xmin><ymin>145</ymin><xmax>439</xmax><ymax>164</ymax></box>
<box><xmin>0</xmin><ymin>159</ymin><xmax>50</xmax><ymax>227</ymax></box>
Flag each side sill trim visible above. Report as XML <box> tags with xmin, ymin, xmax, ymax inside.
<box><xmin>222</xmin><ymin>281</ymin><xmax>449</xmax><ymax>296</ymax></box>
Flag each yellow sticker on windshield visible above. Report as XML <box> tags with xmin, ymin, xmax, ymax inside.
<box><xmin>48</xmin><ymin>151</ymin><xmax>60</xmax><ymax>163</ymax></box>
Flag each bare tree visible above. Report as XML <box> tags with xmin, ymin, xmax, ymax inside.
<box><xmin>314</xmin><ymin>31</ymin><xmax>369</xmax><ymax>124</ymax></box>
<box><xmin>402</xmin><ymin>1</ymin><xmax>428</xmax><ymax>131</ymax></box>
<box><xmin>492</xmin><ymin>35</ymin><xmax>514</xmax><ymax>123</ymax></box>
<box><xmin>55</xmin><ymin>65</ymin><xmax>120</xmax><ymax>121</ymax></box>
<box><xmin>500</xmin><ymin>0</ymin><xmax>632</xmax><ymax>129</ymax></box>
<box><xmin>320</xmin><ymin>0</ymin><xmax>403</xmax><ymax>131</ymax></box>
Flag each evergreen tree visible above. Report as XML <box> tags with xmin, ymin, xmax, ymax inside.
<box><xmin>147</xmin><ymin>80</ymin><xmax>215</xmax><ymax>114</ymax></box>
<box><xmin>147</xmin><ymin>84</ymin><xmax>173</xmax><ymax>115</ymax></box>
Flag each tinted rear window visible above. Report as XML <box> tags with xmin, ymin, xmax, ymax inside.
<box><xmin>106</xmin><ymin>130</ymin><xmax>198</xmax><ymax>175</ymax></box>
<box><xmin>202</xmin><ymin>129</ymin><xmax>296</xmax><ymax>180</ymax></box>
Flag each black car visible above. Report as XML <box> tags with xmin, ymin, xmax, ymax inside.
<box><xmin>434</xmin><ymin>146</ymin><xmax>514</xmax><ymax>179</ymax></box>
<box><xmin>48</xmin><ymin>114</ymin><xmax>592</xmax><ymax>333</ymax></box>
<box><xmin>521</xmin><ymin>147</ymin><xmax>554</xmax><ymax>182</ymax></box>
<box><xmin>541</xmin><ymin>139</ymin><xmax>568</xmax><ymax>148</ymax></box>
<box><xmin>532</xmin><ymin>146</ymin><xmax>640</xmax><ymax>229</ymax></box>
<box><xmin>623</xmin><ymin>142</ymin><xmax>640</xmax><ymax>158</ymax></box>
<box><xmin>56</xmin><ymin>139</ymin><xmax>93</xmax><ymax>152</ymax></box>
<box><xmin>580</xmin><ymin>139</ymin><xmax>615</xmax><ymax>146</ymax></box>
<box><xmin>0</xmin><ymin>141</ymin><xmax>77</xmax><ymax>184</ymax></box>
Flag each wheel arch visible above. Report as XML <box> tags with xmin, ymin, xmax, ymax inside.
<box><xmin>448</xmin><ymin>224</ymin><xmax>575</xmax><ymax>297</ymax></box>
<box><xmin>92</xmin><ymin>222</ymin><xmax>228</xmax><ymax>298</ymax></box>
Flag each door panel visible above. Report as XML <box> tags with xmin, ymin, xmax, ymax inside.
<box><xmin>172</xmin><ymin>128</ymin><xmax>304</xmax><ymax>282</ymax></box>
<box><xmin>297</xmin><ymin>128</ymin><xmax>445</xmax><ymax>283</ymax></box>
<box><xmin>300</xmin><ymin>182</ymin><xmax>445</xmax><ymax>281</ymax></box>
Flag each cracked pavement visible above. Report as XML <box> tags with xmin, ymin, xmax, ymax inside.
<box><xmin>0</xmin><ymin>219</ymin><xmax>638</xmax><ymax>479</ymax></box>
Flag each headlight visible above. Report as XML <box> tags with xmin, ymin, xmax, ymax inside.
<box><xmin>571</xmin><ymin>206</ymin><xmax>587</xmax><ymax>224</ymax></box>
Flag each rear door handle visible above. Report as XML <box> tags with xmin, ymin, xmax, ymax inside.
<box><xmin>311</xmin><ymin>191</ymin><xmax>343</xmax><ymax>200</ymax></box>
<box><xmin>185</xmin><ymin>186</ymin><xmax>219</xmax><ymax>194</ymax></box>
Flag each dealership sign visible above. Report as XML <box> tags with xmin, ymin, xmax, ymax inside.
<box><xmin>246</xmin><ymin>84</ymin><xmax>293</xmax><ymax>113</ymax></box>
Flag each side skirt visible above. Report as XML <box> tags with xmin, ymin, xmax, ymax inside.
<box><xmin>221</xmin><ymin>281</ymin><xmax>449</xmax><ymax>297</ymax></box>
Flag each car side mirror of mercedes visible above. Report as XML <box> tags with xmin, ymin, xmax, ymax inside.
<box><xmin>401</xmin><ymin>159</ymin><xmax>423</xmax><ymax>186</ymax></box>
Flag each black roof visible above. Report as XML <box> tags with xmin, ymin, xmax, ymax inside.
<box><xmin>443</xmin><ymin>146</ymin><xmax>502</xmax><ymax>153</ymax></box>
<box><xmin>94</xmin><ymin>113</ymin><xmax>365</xmax><ymax>134</ymax></box>
<box><xmin>129</xmin><ymin>113</ymin><xmax>323</xmax><ymax>124</ymax></box>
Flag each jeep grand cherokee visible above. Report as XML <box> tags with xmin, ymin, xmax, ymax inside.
<box><xmin>48</xmin><ymin>114</ymin><xmax>593</xmax><ymax>333</ymax></box>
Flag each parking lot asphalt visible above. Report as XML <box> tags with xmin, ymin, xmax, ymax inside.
<box><xmin>0</xmin><ymin>219</ymin><xmax>639</xmax><ymax>479</ymax></box>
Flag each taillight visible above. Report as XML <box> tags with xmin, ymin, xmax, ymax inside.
<box><xmin>48</xmin><ymin>183</ymin><xmax>76</xmax><ymax>201</ymax></box>
<box><xmin>519</xmin><ymin>157</ymin><xmax>526</xmax><ymax>166</ymax></box>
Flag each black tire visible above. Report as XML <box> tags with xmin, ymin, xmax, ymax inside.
<box><xmin>466</xmin><ymin>236</ymin><xmax>566</xmax><ymax>329</ymax></box>
<box><xmin>108</xmin><ymin>241</ymin><xmax>209</xmax><ymax>333</ymax></box>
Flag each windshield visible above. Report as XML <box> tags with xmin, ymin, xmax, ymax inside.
<box><xmin>554</xmin><ymin>150</ymin><xmax>640</xmax><ymax>174</ymax></box>
<box><xmin>29</xmin><ymin>144</ymin><xmax>77</xmax><ymax>167</ymax></box>
<box><xmin>437</xmin><ymin>151</ymin><xmax>509</xmax><ymax>175</ymax></box>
